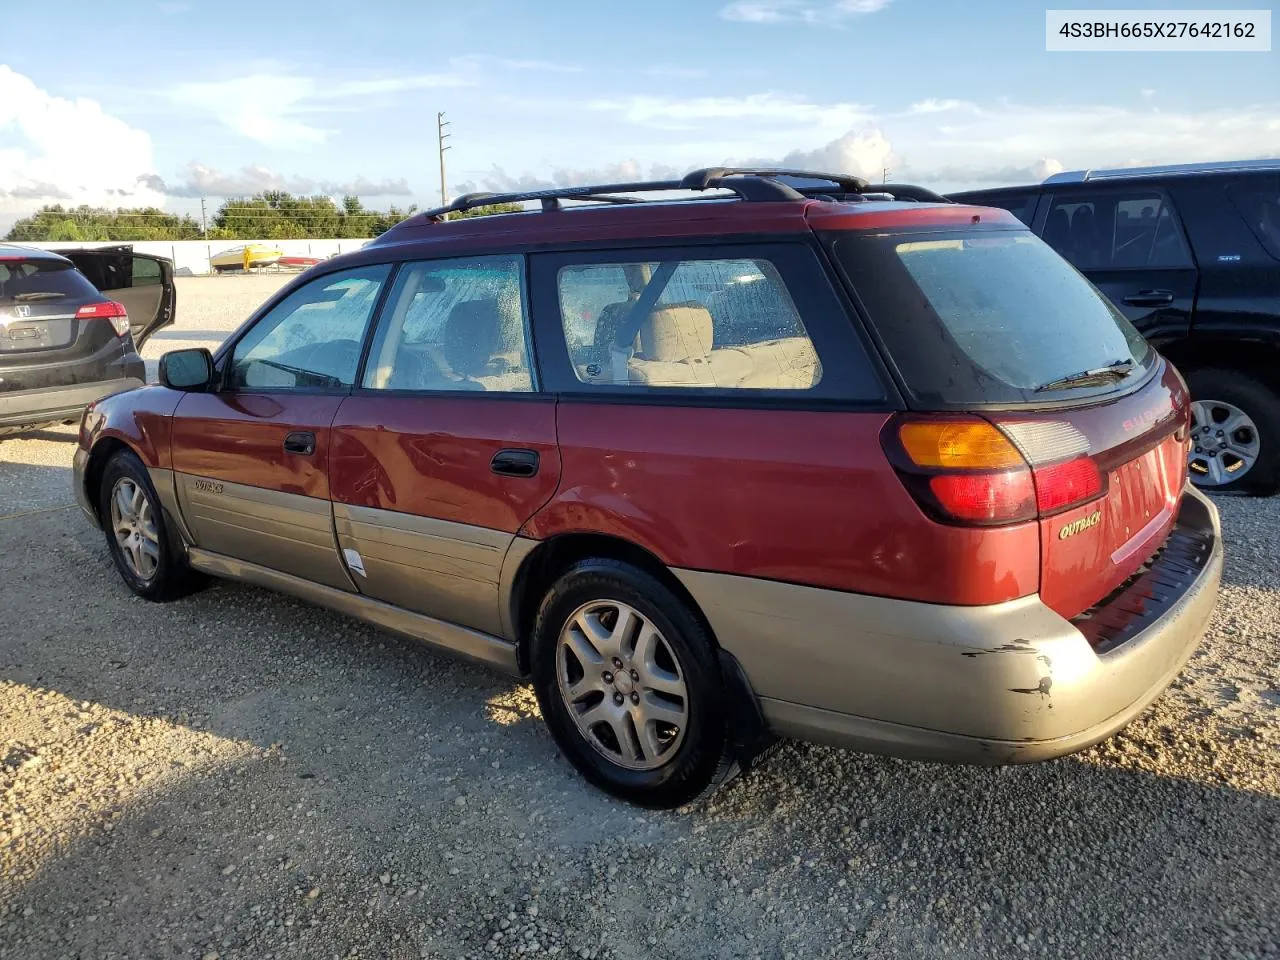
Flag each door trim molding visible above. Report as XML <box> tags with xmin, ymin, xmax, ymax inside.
<box><xmin>187</xmin><ymin>547</ymin><xmax>521</xmax><ymax>676</ymax></box>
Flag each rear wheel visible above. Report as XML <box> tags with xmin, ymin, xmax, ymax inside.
<box><xmin>1186</xmin><ymin>368</ymin><xmax>1280</xmax><ymax>495</ymax></box>
<box><xmin>531</xmin><ymin>559</ymin><xmax>737</xmax><ymax>808</ymax></box>
<box><xmin>98</xmin><ymin>450</ymin><xmax>199</xmax><ymax>600</ymax></box>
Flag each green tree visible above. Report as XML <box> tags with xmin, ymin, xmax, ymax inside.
<box><xmin>446</xmin><ymin>202</ymin><xmax>524</xmax><ymax>220</ymax></box>
<box><xmin>5</xmin><ymin>204</ymin><xmax>203</xmax><ymax>242</ymax></box>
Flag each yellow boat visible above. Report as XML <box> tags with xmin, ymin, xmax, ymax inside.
<box><xmin>210</xmin><ymin>243</ymin><xmax>284</xmax><ymax>272</ymax></box>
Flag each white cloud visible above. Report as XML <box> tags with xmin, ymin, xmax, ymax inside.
<box><xmin>458</xmin><ymin>161</ymin><xmax>684</xmax><ymax>195</ymax></box>
<box><xmin>170</xmin><ymin>70</ymin><xmax>471</xmax><ymax>148</ymax></box>
<box><xmin>907</xmin><ymin>98</ymin><xmax>978</xmax><ymax>115</ymax></box>
<box><xmin>767</xmin><ymin>128</ymin><xmax>899</xmax><ymax>181</ymax></box>
<box><xmin>721</xmin><ymin>0</ymin><xmax>894</xmax><ymax>25</ymax></box>
<box><xmin>587</xmin><ymin>92</ymin><xmax>872</xmax><ymax>132</ymax></box>
<box><xmin>159</xmin><ymin>161</ymin><xmax>412</xmax><ymax>198</ymax></box>
<box><xmin>0</xmin><ymin>66</ymin><xmax>163</xmax><ymax>221</ymax></box>
<box><xmin>461</xmin><ymin>96</ymin><xmax>1280</xmax><ymax>197</ymax></box>
<box><xmin>646</xmin><ymin>65</ymin><xmax>710</xmax><ymax>79</ymax></box>
<box><xmin>1141</xmin><ymin>88</ymin><xmax>1156</xmax><ymax>99</ymax></box>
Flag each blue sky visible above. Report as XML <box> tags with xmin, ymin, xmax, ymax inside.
<box><xmin>1</xmin><ymin>0</ymin><xmax>1277</xmax><ymax>226</ymax></box>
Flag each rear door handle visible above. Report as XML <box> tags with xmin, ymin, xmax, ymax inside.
<box><xmin>491</xmin><ymin>448</ymin><xmax>539</xmax><ymax>478</ymax></box>
<box><xmin>1122</xmin><ymin>289</ymin><xmax>1175</xmax><ymax>307</ymax></box>
<box><xmin>283</xmin><ymin>431</ymin><xmax>316</xmax><ymax>456</ymax></box>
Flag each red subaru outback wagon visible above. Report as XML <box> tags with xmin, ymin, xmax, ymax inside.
<box><xmin>74</xmin><ymin>169</ymin><xmax>1223</xmax><ymax>807</ymax></box>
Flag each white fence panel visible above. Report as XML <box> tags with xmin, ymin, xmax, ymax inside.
<box><xmin>26</xmin><ymin>238</ymin><xmax>372</xmax><ymax>276</ymax></box>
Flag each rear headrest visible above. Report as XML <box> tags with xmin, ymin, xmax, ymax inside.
<box><xmin>443</xmin><ymin>298</ymin><xmax>501</xmax><ymax>378</ymax></box>
<box><xmin>639</xmin><ymin>303</ymin><xmax>713</xmax><ymax>362</ymax></box>
<box><xmin>1044</xmin><ymin>208</ymin><xmax>1070</xmax><ymax>248</ymax></box>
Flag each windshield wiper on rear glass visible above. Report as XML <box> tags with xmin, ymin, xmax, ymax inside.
<box><xmin>11</xmin><ymin>291</ymin><xmax>67</xmax><ymax>302</ymax></box>
<box><xmin>1035</xmin><ymin>359</ymin><xmax>1135</xmax><ymax>392</ymax></box>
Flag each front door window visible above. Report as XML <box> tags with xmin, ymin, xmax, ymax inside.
<box><xmin>229</xmin><ymin>264</ymin><xmax>391</xmax><ymax>390</ymax></box>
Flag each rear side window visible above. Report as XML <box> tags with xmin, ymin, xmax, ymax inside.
<box><xmin>1226</xmin><ymin>178</ymin><xmax>1280</xmax><ymax>260</ymax></box>
<box><xmin>0</xmin><ymin>260</ymin><xmax>99</xmax><ymax>305</ymax></box>
<box><xmin>555</xmin><ymin>257</ymin><xmax>822</xmax><ymax>391</ymax></box>
<box><xmin>1043</xmin><ymin>191</ymin><xmax>1192</xmax><ymax>269</ymax></box>
<box><xmin>835</xmin><ymin>230</ymin><xmax>1153</xmax><ymax>406</ymax></box>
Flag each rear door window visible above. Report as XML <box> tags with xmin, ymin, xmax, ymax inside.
<box><xmin>834</xmin><ymin>230</ymin><xmax>1153</xmax><ymax>406</ymax></box>
<box><xmin>1043</xmin><ymin>190</ymin><xmax>1192</xmax><ymax>269</ymax></box>
<box><xmin>1226</xmin><ymin>178</ymin><xmax>1280</xmax><ymax>260</ymax></box>
<box><xmin>361</xmin><ymin>255</ymin><xmax>534</xmax><ymax>393</ymax></box>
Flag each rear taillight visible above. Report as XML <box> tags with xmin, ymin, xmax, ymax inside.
<box><xmin>76</xmin><ymin>301</ymin><xmax>130</xmax><ymax>338</ymax></box>
<box><xmin>1032</xmin><ymin>456</ymin><xmax>1102</xmax><ymax>513</ymax></box>
<box><xmin>883</xmin><ymin>415</ymin><xmax>1106</xmax><ymax>526</ymax></box>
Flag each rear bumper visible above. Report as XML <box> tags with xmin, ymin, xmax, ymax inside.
<box><xmin>679</xmin><ymin>485</ymin><xmax>1222</xmax><ymax>763</ymax></box>
<box><xmin>0</xmin><ymin>376</ymin><xmax>144</xmax><ymax>432</ymax></box>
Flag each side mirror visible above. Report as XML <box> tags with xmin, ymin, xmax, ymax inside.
<box><xmin>158</xmin><ymin>348</ymin><xmax>214</xmax><ymax>391</ymax></box>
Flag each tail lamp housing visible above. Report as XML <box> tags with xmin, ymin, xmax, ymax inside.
<box><xmin>76</xmin><ymin>300</ymin><xmax>130</xmax><ymax>338</ymax></box>
<box><xmin>883</xmin><ymin>415</ymin><xmax>1105</xmax><ymax>526</ymax></box>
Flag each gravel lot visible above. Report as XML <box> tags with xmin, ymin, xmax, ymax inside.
<box><xmin>1</xmin><ymin>276</ymin><xmax>1278</xmax><ymax>960</ymax></box>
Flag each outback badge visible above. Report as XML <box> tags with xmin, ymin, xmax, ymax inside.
<box><xmin>1058</xmin><ymin>510</ymin><xmax>1102</xmax><ymax>540</ymax></box>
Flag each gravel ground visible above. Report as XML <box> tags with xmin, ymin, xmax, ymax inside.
<box><xmin>1</xmin><ymin>277</ymin><xmax>1278</xmax><ymax>959</ymax></box>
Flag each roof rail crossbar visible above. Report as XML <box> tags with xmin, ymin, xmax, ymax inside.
<box><xmin>423</xmin><ymin>179</ymin><xmax>689</xmax><ymax>220</ymax></box>
<box><xmin>419</xmin><ymin>167</ymin><xmax>897</xmax><ymax>222</ymax></box>
<box><xmin>879</xmin><ymin>184</ymin><xmax>953</xmax><ymax>203</ymax></box>
<box><xmin>681</xmin><ymin>167</ymin><xmax>870</xmax><ymax>194</ymax></box>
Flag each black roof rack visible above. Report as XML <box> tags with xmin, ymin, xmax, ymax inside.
<box><xmin>879</xmin><ymin>184</ymin><xmax>953</xmax><ymax>203</ymax></box>
<box><xmin>419</xmin><ymin>167</ymin><xmax>879</xmax><ymax>221</ymax></box>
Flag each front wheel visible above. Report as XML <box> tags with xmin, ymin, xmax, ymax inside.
<box><xmin>531</xmin><ymin>559</ymin><xmax>737</xmax><ymax>808</ymax></box>
<box><xmin>1186</xmin><ymin>368</ymin><xmax>1280</xmax><ymax>495</ymax></box>
<box><xmin>98</xmin><ymin>450</ymin><xmax>200</xmax><ymax>601</ymax></box>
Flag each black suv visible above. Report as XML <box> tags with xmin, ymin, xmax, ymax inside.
<box><xmin>0</xmin><ymin>244</ymin><xmax>175</xmax><ymax>435</ymax></box>
<box><xmin>950</xmin><ymin>159</ymin><xmax>1280</xmax><ymax>494</ymax></box>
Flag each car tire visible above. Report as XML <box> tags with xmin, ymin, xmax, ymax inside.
<box><xmin>530</xmin><ymin>558</ymin><xmax>738</xmax><ymax>808</ymax></box>
<box><xmin>98</xmin><ymin>450</ymin><xmax>200</xmax><ymax>601</ymax></box>
<box><xmin>1185</xmin><ymin>368</ymin><xmax>1280</xmax><ymax>495</ymax></box>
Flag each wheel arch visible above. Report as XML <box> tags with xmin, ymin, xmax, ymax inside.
<box><xmin>507</xmin><ymin>530</ymin><xmax>777</xmax><ymax>769</ymax></box>
<box><xmin>1161</xmin><ymin>336</ymin><xmax>1280</xmax><ymax>391</ymax></box>
<box><xmin>507</xmin><ymin>532</ymin><xmax>714</xmax><ymax>674</ymax></box>
<box><xmin>84</xmin><ymin>435</ymin><xmax>139</xmax><ymax>524</ymax></box>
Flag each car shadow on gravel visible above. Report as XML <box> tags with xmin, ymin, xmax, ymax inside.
<box><xmin>3</xmin><ymin>509</ymin><xmax>1279</xmax><ymax>959</ymax></box>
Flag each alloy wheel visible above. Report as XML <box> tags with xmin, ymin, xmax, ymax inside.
<box><xmin>1189</xmin><ymin>399</ymin><xmax>1260</xmax><ymax>487</ymax></box>
<box><xmin>109</xmin><ymin>477</ymin><xmax>160</xmax><ymax>582</ymax></box>
<box><xmin>555</xmin><ymin>600</ymin><xmax>689</xmax><ymax>771</ymax></box>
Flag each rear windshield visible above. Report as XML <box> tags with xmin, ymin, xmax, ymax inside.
<box><xmin>833</xmin><ymin>229</ymin><xmax>1153</xmax><ymax>406</ymax></box>
<box><xmin>0</xmin><ymin>259</ymin><xmax>99</xmax><ymax>305</ymax></box>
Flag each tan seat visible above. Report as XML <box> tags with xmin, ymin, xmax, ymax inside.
<box><xmin>627</xmin><ymin>304</ymin><xmax>821</xmax><ymax>390</ymax></box>
<box><xmin>628</xmin><ymin>303</ymin><xmax>717</xmax><ymax>386</ymax></box>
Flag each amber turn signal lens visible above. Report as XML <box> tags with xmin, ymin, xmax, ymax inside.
<box><xmin>898</xmin><ymin>420</ymin><xmax>1025</xmax><ymax>470</ymax></box>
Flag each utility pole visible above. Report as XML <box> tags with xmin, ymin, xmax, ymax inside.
<box><xmin>882</xmin><ymin>168</ymin><xmax>890</xmax><ymax>184</ymax></box>
<box><xmin>200</xmin><ymin>197</ymin><xmax>207</xmax><ymax>236</ymax></box>
<box><xmin>437</xmin><ymin>112</ymin><xmax>452</xmax><ymax>216</ymax></box>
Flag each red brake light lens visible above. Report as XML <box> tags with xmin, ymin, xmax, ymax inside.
<box><xmin>76</xmin><ymin>301</ymin><xmax>130</xmax><ymax>338</ymax></box>
<box><xmin>928</xmin><ymin>470</ymin><xmax>1037</xmax><ymax>524</ymax></box>
<box><xmin>1033</xmin><ymin>456</ymin><xmax>1102</xmax><ymax>514</ymax></box>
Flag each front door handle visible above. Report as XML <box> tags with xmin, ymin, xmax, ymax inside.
<box><xmin>491</xmin><ymin>448</ymin><xmax>539</xmax><ymax>478</ymax></box>
<box><xmin>283</xmin><ymin>431</ymin><xmax>316</xmax><ymax>456</ymax></box>
<box><xmin>1122</xmin><ymin>289</ymin><xmax>1175</xmax><ymax>307</ymax></box>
